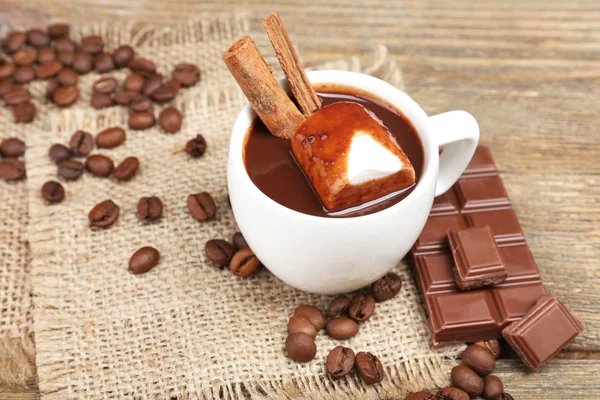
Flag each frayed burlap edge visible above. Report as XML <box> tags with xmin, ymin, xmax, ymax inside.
<box><xmin>0</xmin><ymin>328</ymin><xmax>37</xmax><ymax>392</ymax></box>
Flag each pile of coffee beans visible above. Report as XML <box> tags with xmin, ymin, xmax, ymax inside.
<box><xmin>204</xmin><ymin>231</ymin><xmax>261</xmax><ymax>278</ymax></box>
<box><xmin>0</xmin><ymin>137</ymin><xmax>26</xmax><ymax>181</ymax></box>
<box><xmin>403</xmin><ymin>341</ymin><xmax>513</xmax><ymax>399</ymax></box>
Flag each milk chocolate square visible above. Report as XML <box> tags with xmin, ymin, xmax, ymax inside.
<box><xmin>448</xmin><ymin>227</ymin><xmax>507</xmax><ymax>290</ymax></box>
<box><xmin>465</xmin><ymin>208</ymin><xmax>525</xmax><ymax>245</ymax></box>
<box><xmin>414</xmin><ymin>214</ymin><xmax>466</xmax><ymax>254</ymax></box>
<box><xmin>492</xmin><ymin>283</ymin><xmax>548</xmax><ymax>325</ymax></box>
<box><xmin>414</xmin><ymin>253</ymin><xmax>457</xmax><ymax>294</ymax></box>
<box><xmin>456</xmin><ymin>175</ymin><xmax>511</xmax><ymax>212</ymax></box>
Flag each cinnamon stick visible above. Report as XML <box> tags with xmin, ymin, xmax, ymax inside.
<box><xmin>263</xmin><ymin>12</ymin><xmax>321</xmax><ymax>117</ymax></box>
<box><xmin>222</xmin><ymin>35</ymin><xmax>304</xmax><ymax>139</ymax></box>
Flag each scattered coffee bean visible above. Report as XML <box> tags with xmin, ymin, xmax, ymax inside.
<box><xmin>130</xmin><ymin>96</ymin><xmax>153</xmax><ymax>112</ymax></box>
<box><xmin>95</xmin><ymin>52</ymin><xmax>115</xmax><ymax>73</ymax></box>
<box><xmin>158</xmin><ymin>107</ymin><xmax>182</xmax><ymax>133</ymax></box>
<box><xmin>355</xmin><ymin>352</ymin><xmax>384</xmax><ymax>385</ymax></box>
<box><xmin>150</xmin><ymin>83</ymin><xmax>177</xmax><ymax>103</ymax></box>
<box><xmin>91</xmin><ymin>93</ymin><xmax>113</xmax><ymax>109</ymax></box>
<box><xmin>0</xmin><ymin>158</ymin><xmax>26</xmax><ymax>181</ymax></box>
<box><xmin>13</xmin><ymin>48</ymin><xmax>38</xmax><ymax>66</ymax></box>
<box><xmin>450</xmin><ymin>365</ymin><xmax>483</xmax><ymax>398</ymax></box>
<box><xmin>326</xmin><ymin>346</ymin><xmax>355</xmax><ymax>378</ymax></box>
<box><xmin>142</xmin><ymin>73</ymin><xmax>162</xmax><ymax>95</ymax></box>
<box><xmin>187</xmin><ymin>192</ymin><xmax>216</xmax><ymax>221</ymax></box>
<box><xmin>474</xmin><ymin>340</ymin><xmax>501</xmax><ymax>359</ymax></box>
<box><xmin>88</xmin><ymin>199</ymin><xmax>119</xmax><ymax>228</ymax></box>
<box><xmin>0</xmin><ymin>138</ymin><xmax>25</xmax><ymax>157</ymax></box>
<box><xmin>404</xmin><ymin>392</ymin><xmax>434</xmax><ymax>400</ymax></box>
<box><xmin>229</xmin><ymin>247</ymin><xmax>260</xmax><ymax>277</ymax></box>
<box><xmin>37</xmin><ymin>47</ymin><xmax>56</xmax><ymax>64</ymax></box>
<box><xmin>49</xmin><ymin>144</ymin><xmax>72</xmax><ymax>163</ymax></box>
<box><xmin>325</xmin><ymin>317</ymin><xmax>359</xmax><ymax>340</ymax></box>
<box><xmin>129</xmin><ymin>246</ymin><xmax>160</xmax><ymax>274</ymax></box>
<box><xmin>232</xmin><ymin>232</ymin><xmax>248</xmax><ymax>250</ymax></box>
<box><xmin>57</xmin><ymin>159</ymin><xmax>84</xmax><ymax>180</ymax></box>
<box><xmin>185</xmin><ymin>135</ymin><xmax>207</xmax><ymax>158</ymax></box>
<box><xmin>128</xmin><ymin>111</ymin><xmax>155</xmax><ymax>130</ymax></box>
<box><xmin>92</xmin><ymin>77</ymin><xmax>118</xmax><ymax>94</ymax></box>
<box><xmin>13</xmin><ymin>102</ymin><xmax>36</xmax><ymax>123</ymax></box>
<box><xmin>81</xmin><ymin>35</ymin><xmax>104</xmax><ymax>54</ymax></box>
<box><xmin>327</xmin><ymin>295</ymin><xmax>351</xmax><ymax>319</ymax></box>
<box><xmin>461</xmin><ymin>344</ymin><xmax>496</xmax><ymax>377</ymax></box>
<box><xmin>73</xmin><ymin>52</ymin><xmax>94</xmax><ymax>74</ymax></box>
<box><xmin>433</xmin><ymin>387</ymin><xmax>469</xmax><ymax>400</ymax></box>
<box><xmin>47</xmin><ymin>23</ymin><xmax>69</xmax><ymax>39</ymax></box>
<box><xmin>0</xmin><ymin>62</ymin><xmax>16</xmax><ymax>79</ymax></box>
<box><xmin>293</xmin><ymin>305</ymin><xmax>326</xmax><ymax>330</ymax></box>
<box><xmin>287</xmin><ymin>315</ymin><xmax>317</xmax><ymax>339</ymax></box>
<box><xmin>13</xmin><ymin>65</ymin><xmax>36</xmax><ymax>84</ymax></box>
<box><xmin>113</xmin><ymin>156</ymin><xmax>139</xmax><ymax>181</ymax></box>
<box><xmin>57</xmin><ymin>68</ymin><xmax>78</xmax><ymax>86</ymax></box>
<box><xmin>85</xmin><ymin>154</ymin><xmax>114</xmax><ymax>177</ymax></box>
<box><xmin>137</xmin><ymin>196</ymin><xmax>163</xmax><ymax>222</ymax></box>
<box><xmin>2</xmin><ymin>32</ymin><xmax>26</xmax><ymax>53</ymax></box>
<box><xmin>4</xmin><ymin>87</ymin><xmax>31</xmax><ymax>106</ymax></box>
<box><xmin>26</xmin><ymin>29</ymin><xmax>49</xmax><ymax>48</ymax></box>
<box><xmin>55</xmin><ymin>37</ymin><xmax>76</xmax><ymax>53</ymax></box>
<box><xmin>69</xmin><ymin>130</ymin><xmax>94</xmax><ymax>156</ymax></box>
<box><xmin>113</xmin><ymin>90</ymin><xmax>138</xmax><ymax>105</ymax></box>
<box><xmin>371</xmin><ymin>272</ymin><xmax>402</xmax><ymax>302</ymax></box>
<box><xmin>172</xmin><ymin>63</ymin><xmax>201</xmax><ymax>86</ymax></box>
<box><xmin>348</xmin><ymin>294</ymin><xmax>376</xmax><ymax>322</ymax></box>
<box><xmin>0</xmin><ymin>78</ymin><xmax>14</xmax><ymax>96</ymax></box>
<box><xmin>57</xmin><ymin>50</ymin><xmax>75</xmax><ymax>67</ymax></box>
<box><xmin>205</xmin><ymin>239</ymin><xmax>235</xmax><ymax>265</ymax></box>
<box><xmin>96</xmin><ymin>127</ymin><xmax>126</xmax><ymax>148</ymax></box>
<box><xmin>129</xmin><ymin>57</ymin><xmax>156</xmax><ymax>76</ymax></box>
<box><xmin>37</xmin><ymin>60</ymin><xmax>63</xmax><ymax>79</ymax></box>
<box><xmin>112</xmin><ymin>45</ymin><xmax>135</xmax><ymax>68</ymax></box>
<box><xmin>52</xmin><ymin>85</ymin><xmax>78</xmax><ymax>107</ymax></box>
<box><xmin>482</xmin><ymin>375</ymin><xmax>503</xmax><ymax>399</ymax></box>
<box><xmin>124</xmin><ymin>74</ymin><xmax>145</xmax><ymax>92</ymax></box>
<box><xmin>41</xmin><ymin>180</ymin><xmax>65</xmax><ymax>203</ymax></box>
<box><xmin>285</xmin><ymin>332</ymin><xmax>316</xmax><ymax>363</ymax></box>
<box><xmin>45</xmin><ymin>78</ymin><xmax>60</xmax><ymax>100</ymax></box>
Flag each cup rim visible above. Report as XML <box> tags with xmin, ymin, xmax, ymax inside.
<box><xmin>229</xmin><ymin>70</ymin><xmax>437</xmax><ymax>223</ymax></box>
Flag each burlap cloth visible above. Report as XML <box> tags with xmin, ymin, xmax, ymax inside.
<box><xmin>2</xmin><ymin>13</ymin><xmax>464</xmax><ymax>398</ymax></box>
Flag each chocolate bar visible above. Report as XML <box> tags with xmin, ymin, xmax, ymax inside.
<box><xmin>410</xmin><ymin>146</ymin><xmax>547</xmax><ymax>346</ymax></box>
<box><xmin>502</xmin><ymin>295</ymin><xmax>583</xmax><ymax>370</ymax></box>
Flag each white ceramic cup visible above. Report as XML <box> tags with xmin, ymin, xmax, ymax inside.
<box><xmin>227</xmin><ymin>70</ymin><xmax>479</xmax><ymax>294</ymax></box>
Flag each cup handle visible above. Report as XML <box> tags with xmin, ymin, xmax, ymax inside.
<box><xmin>428</xmin><ymin>110</ymin><xmax>480</xmax><ymax>196</ymax></box>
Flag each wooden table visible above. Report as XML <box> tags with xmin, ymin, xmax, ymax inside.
<box><xmin>1</xmin><ymin>0</ymin><xmax>598</xmax><ymax>398</ymax></box>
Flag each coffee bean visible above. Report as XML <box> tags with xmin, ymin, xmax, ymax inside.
<box><xmin>69</xmin><ymin>130</ymin><xmax>94</xmax><ymax>156</ymax></box>
<box><xmin>57</xmin><ymin>68</ymin><xmax>78</xmax><ymax>86</ymax></box>
<box><xmin>52</xmin><ymin>85</ymin><xmax>78</xmax><ymax>107</ymax></box>
<box><xmin>96</xmin><ymin>127</ymin><xmax>126</xmax><ymax>149</ymax></box>
<box><xmin>287</xmin><ymin>315</ymin><xmax>317</xmax><ymax>339</ymax></box>
<box><xmin>433</xmin><ymin>387</ymin><xmax>469</xmax><ymax>400</ymax></box>
<box><xmin>129</xmin><ymin>246</ymin><xmax>160</xmax><ymax>274</ymax></box>
<box><xmin>327</xmin><ymin>295</ymin><xmax>351</xmax><ymax>319</ymax></box>
<box><xmin>47</xmin><ymin>23</ymin><xmax>69</xmax><ymax>39</ymax></box>
<box><xmin>124</xmin><ymin>74</ymin><xmax>145</xmax><ymax>92</ymax></box>
<box><xmin>57</xmin><ymin>159</ymin><xmax>84</xmax><ymax>180</ymax></box>
<box><xmin>187</xmin><ymin>192</ymin><xmax>217</xmax><ymax>221</ymax></box>
<box><xmin>3</xmin><ymin>87</ymin><xmax>31</xmax><ymax>106</ymax></box>
<box><xmin>73</xmin><ymin>52</ymin><xmax>94</xmax><ymax>74</ymax></box>
<box><xmin>404</xmin><ymin>392</ymin><xmax>434</xmax><ymax>400</ymax></box>
<box><xmin>49</xmin><ymin>144</ymin><xmax>72</xmax><ymax>164</ymax></box>
<box><xmin>95</xmin><ymin>52</ymin><xmax>115</xmax><ymax>73</ymax></box>
<box><xmin>150</xmin><ymin>83</ymin><xmax>177</xmax><ymax>103</ymax></box>
<box><xmin>450</xmin><ymin>365</ymin><xmax>483</xmax><ymax>398</ymax></box>
<box><xmin>57</xmin><ymin>50</ymin><xmax>75</xmax><ymax>67</ymax></box>
<box><xmin>185</xmin><ymin>135</ymin><xmax>207</xmax><ymax>158</ymax></box>
<box><xmin>348</xmin><ymin>294</ymin><xmax>376</xmax><ymax>322</ymax></box>
<box><xmin>0</xmin><ymin>62</ymin><xmax>16</xmax><ymax>79</ymax></box>
<box><xmin>285</xmin><ymin>332</ymin><xmax>316</xmax><ymax>363</ymax></box>
<box><xmin>326</xmin><ymin>346</ymin><xmax>355</xmax><ymax>379</ymax></box>
<box><xmin>37</xmin><ymin>60</ymin><xmax>63</xmax><ymax>79</ymax></box>
<box><xmin>355</xmin><ymin>352</ymin><xmax>384</xmax><ymax>384</ymax></box>
<box><xmin>205</xmin><ymin>239</ymin><xmax>235</xmax><ymax>265</ymax></box>
<box><xmin>142</xmin><ymin>73</ymin><xmax>162</xmax><ymax>95</ymax></box>
<box><xmin>461</xmin><ymin>345</ymin><xmax>496</xmax><ymax>376</ymax></box>
<box><xmin>55</xmin><ymin>37</ymin><xmax>76</xmax><ymax>53</ymax></box>
<box><xmin>13</xmin><ymin>66</ymin><xmax>35</xmax><ymax>84</ymax></box>
<box><xmin>85</xmin><ymin>154</ymin><xmax>114</xmax><ymax>177</ymax></box>
<box><xmin>91</xmin><ymin>77</ymin><xmax>117</xmax><ymax>94</ymax></box>
<box><xmin>37</xmin><ymin>47</ymin><xmax>56</xmax><ymax>64</ymax></box>
<box><xmin>129</xmin><ymin>57</ymin><xmax>156</xmax><ymax>76</ymax></box>
<box><xmin>482</xmin><ymin>375</ymin><xmax>503</xmax><ymax>399</ymax></box>
<box><xmin>0</xmin><ymin>138</ymin><xmax>25</xmax><ymax>157</ymax></box>
<box><xmin>128</xmin><ymin>111</ymin><xmax>155</xmax><ymax>130</ymax></box>
<box><xmin>229</xmin><ymin>248</ymin><xmax>260</xmax><ymax>277</ymax></box>
<box><xmin>0</xmin><ymin>158</ymin><xmax>26</xmax><ymax>181</ymax></box>
<box><xmin>26</xmin><ymin>29</ymin><xmax>49</xmax><ymax>48</ymax></box>
<box><xmin>0</xmin><ymin>78</ymin><xmax>14</xmax><ymax>96</ymax></box>
<box><xmin>474</xmin><ymin>340</ymin><xmax>501</xmax><ymax>359</ymax></box>
<box><xmin>113</xmin><ymin>156</ymin><xmax>139</xmax><ymax>181</ymax></box>
<box><xmin>88</xmin><ymin>199</ymin><xmax>119</xmax><ymax>228</ymax></box>
<box><xmin>158</xmin><ymin>107</ymin><xmax>182</xmax><ymax>133</ymax></box>
<box><xmin>165</xmin><ymin>80</ymin><xmax>180</xmax><ymax>95</ymax></box>
<box><xmin>130</xmin><ymin>96</ymin><xmax>153</xmax><ymax>112</ymax></box>
<box><xmin>325</xmin><ymin>317</ymin><xmax>359</xmax><ymax>340</ymax></box>
<box><xmin>13</xmin><ymin>48</ymin><xmax>37</xmax><ymax>66</ymax></box>
<box><xmin>45</xmin><ymin>79</ymin><xmax>60</xmax><ymax>100</ymax></box>
<box><xmin>13</xmin><ymin>102</ymin><xmax>36</xmax><ymax>123</ymax></box>
<box><xmin>172</xmin><ymin>63</ymin><xmax>200</xmax><ymax>86</ymax></box>
<box><xmin>372</xmin><ymin>272</ymin><xmax>402</xmax><ymax>302</ymax></box>
<box><xmin>137</xmin><ymin>196</ymin><xmax>163</xmax><ymax>222</ymax></box>
<box><xmin>2</xmin><ymin>32</ymin><xmax>26</xmax><ymax>53</ymax></box>
<box><xmin>232</xmin><ymin>232</ymin><xmax>248</xmax><ymax>250</ymax></box>
<box><xmin>294</xmin><ymin>305</ymin><xmax>326</xmax><ymax>330</ymax></box>
<box><xmin>41</xmin><ymin>180</ymin><xmax>64</xmax><ymax>203</ymax></box>
<box><xmin>112</xmin><ymin>45</ymin><xmax>135</xmax><ymax>68</ymax></box>
<box><xmin>81</xmin><ymin>35</ymin><xmax>104</xmax><ymax>54</ymax></box>
<box><xmin>113</xmin><ymin>90</ymin><xmax>138</xmax><ymax>105</ymax></box>
<box><xmin>90</xmin><ymin>93</ymin><xmax>113</xmax><ymax>109</ymax></box>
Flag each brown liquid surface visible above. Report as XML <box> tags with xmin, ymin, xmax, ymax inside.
<box><xmin>243</xmin><ymin>86</ymin><xmax>424</xmax><ymax>217</ymax></box>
